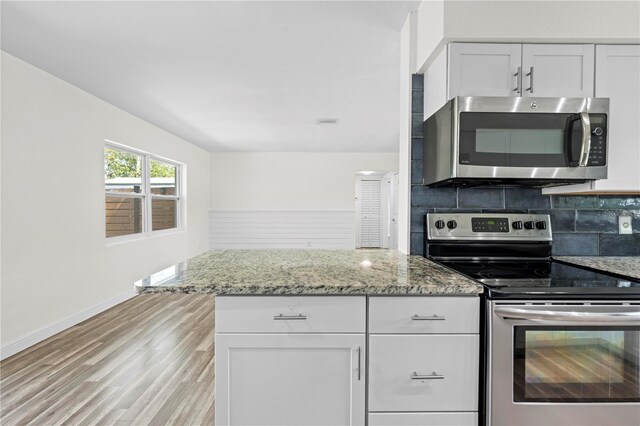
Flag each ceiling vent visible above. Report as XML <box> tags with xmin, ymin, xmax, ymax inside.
<box><xmin>316</xmin><ymin>118</ymin><xmax>339</xmax><ymax>125</ymax></box>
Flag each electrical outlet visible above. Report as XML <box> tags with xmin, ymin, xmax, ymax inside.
<box><xmin>619</xmin><ymin>216</ymin><xmax>633</xmax><ymax>234</ymax></box>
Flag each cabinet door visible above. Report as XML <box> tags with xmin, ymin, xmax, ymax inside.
<box><xmin>216</xmin><ymin>333</ymin><xmax>365</xmax><ymax>426</ymax></box>
<box><xmin>448</xmin><ymin>43</ymin><xmax>522</xmax><ymax>97</ymax></box>
<box><xmin>592</xmin><ymin>45</ymin><xmax>640</xmax><ymax>191</ymax></box>
<box><xmin>521</xmin><ymin>44</ymin><xmax>594</xmax><ymax>97</ymax></box>
<box><xmin>543</xmin><ymin>44</ymin><xmax>640</xmax><ymax>194</ymax></box>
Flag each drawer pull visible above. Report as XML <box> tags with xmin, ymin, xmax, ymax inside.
<box><xmin>411</xmin><ymin>371</ymin><xmax>445</xmax><ymax>380</ymax></box>
<box><xmin>411</xmin><ymin>314</ymin><xmax>445</xmax><ymax>321</ymax></box>
<box><xmin>273</xmin><ymin>314</ymin><xmax>307</xmax><ymax>320</ymax></box>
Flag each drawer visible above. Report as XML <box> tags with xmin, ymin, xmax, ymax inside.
<box><xmin>369</xmin><ymin>296</ymin><xmax>479</xmax><ymax>334</ymax></box>
<box><xmin>215</xmin><ymin>296</ymin><xmax>366</xmax><ymax>333</ymax></box>
<box><xmin>369</xmin><ymin>335</ymin><xmax>479</xmax><ymax>412</ymax></box>
<box><xmin>369</xmin><ymin>412</ymin><xmax>477</xmax><ymax>426</ymax></box>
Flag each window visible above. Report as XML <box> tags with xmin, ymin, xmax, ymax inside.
<box><xmin>104</xmin><ymin>142</ymin><xmax>183</xmax><ymax>239</ymax></box>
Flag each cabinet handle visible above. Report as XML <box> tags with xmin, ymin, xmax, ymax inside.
<box><xmin>273</xmin><ymin>314</ymin><xmax>307</xmax><ymax>320</ymax></box>
<box><xmin>411</xmin><ymin>314</ymin><xmax>445</xmax><ymax>321</ymax></box>
<box><xmin>513</xmin><ymin>66</ymin><xmax>522</xmax><ymax>94</ymax></box>
<box><xmin>357</xmin><ymin>346</ymin><xmax>362</xmax><ymax>381</ymax></box>
<box><xmin>526</xmin><ymin>66</ymin><xmax>534</xmax><ymax>93</ymax></box>
<box><xmin>411</xmin><ymin>371</ymin><xmax>445</xmax><ymax>380</ymax></box>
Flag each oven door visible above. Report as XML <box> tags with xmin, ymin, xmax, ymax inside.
<box><xmin>488</xmin><ymin>301</ymin><xmax>640</xmax><ymax>426</ymax></box>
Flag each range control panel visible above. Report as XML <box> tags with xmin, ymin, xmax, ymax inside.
<box><xmin>427</xmin><ymin>213</ymin><xmax>552</xmax><ymax>241</ymax></box>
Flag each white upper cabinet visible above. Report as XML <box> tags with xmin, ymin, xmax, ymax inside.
<box><xmin>426</xmin><ymin>42</ymin><xmax>638</xmax><ymax>193</ymax></box>
<box><xmin>592</xmin><ymin>45</ymin><xmax>640</xmax><ymax>192</ymax></box>
<box><xmin>521</xmin><ymin>44</ymin><xmax>594</xmax><ymax>97</ymax></box>
<box><xmin>449</xmin><ymin>43</ymin><xmax>522</xmax><ymax>97</ymax></box>
<box><xmin>447</xmin><ymin>43</ymin><xmax>594</xmax><ymax>99</ymax></box>
<box><xmin>544</xmin><ymin>44</ymin><xmax>640</xmax><ymax>194</ymax></box>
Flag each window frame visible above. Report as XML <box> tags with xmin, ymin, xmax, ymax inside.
<box><xmin>105</xmin><ymin>140</ymin><xmax>185</xmax><ymax>243</ymax></box>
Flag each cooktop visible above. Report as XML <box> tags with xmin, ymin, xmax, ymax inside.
<box><xmin>437</xmin><ymin>259</ymin><xmax>640</xmax><ymax>299</ymax></box>
<box><xmin>425</xmin><ymin>213</ymin><xmax>640</xmax><ymax>300</ymax></box>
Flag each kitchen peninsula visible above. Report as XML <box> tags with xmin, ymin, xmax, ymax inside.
<box><xmin>136</xmin><ymin>249</ymin><xmax>483</xmax><ymax>426</ymax></box>
<box><xmin>135</xmin><ymin>249</ymin><xmax>483</xmax><ymax>295</ymax></box>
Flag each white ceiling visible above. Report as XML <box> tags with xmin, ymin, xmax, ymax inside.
<box><xmin>1</xmin><ymin>1</ymin><xmax>418</xmax><ymax>152</ymax></box>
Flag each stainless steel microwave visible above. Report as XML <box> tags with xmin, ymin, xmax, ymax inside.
<box><xmin>423</xmin><ymin>96</ymin><xmax>609</xmax><ymax>187</ymax></box>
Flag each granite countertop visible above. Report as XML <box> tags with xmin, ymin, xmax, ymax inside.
<box><xmin>135</xmin><ymin>249</ymin><xmax>483</xmax><ymax>295</ymax></box>
<box><xmin>555</xmin><ymin>256</ymin><xmax>640</xmax><ymax>280</ymax></box>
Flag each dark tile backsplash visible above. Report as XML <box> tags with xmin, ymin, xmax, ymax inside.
<box><xmin>505</xmin><ymin>188</ymin><xmax>551</xmax><ymax>210</ymax></box>
<box><xmin>599</xmin><ymin>234</ymin><xmax>640</xmax><ymax>256</ymax></box>
<box><xmin>552</xmin><ymin>234</ymin><xmax>600</xmax><ymax>256</ymax></box>
<box><xmin>411</xmin><ymin>186</ymin><xmax>457</xmax><ymax>208</ymax></box>
<box><xmin>458</xmin><ymin>188</ymin><xmax>504</xmax><ymax>209</ymax></box>
<box><xmin>409</xmin><ymin>74</ymin><xmax>640</xmax><ymax>257</ymax></box>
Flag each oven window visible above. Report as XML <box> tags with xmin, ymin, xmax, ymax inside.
<box><xmin>514</xmin><ymin>326</ymin><xmax>640</xmax><ymax>403</ymax></box>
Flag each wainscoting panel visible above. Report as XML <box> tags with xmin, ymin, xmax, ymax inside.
<box><xmin>209</xmin><ymin>210</ymin><xmax>356</xmax><ymax>249</ymax></box>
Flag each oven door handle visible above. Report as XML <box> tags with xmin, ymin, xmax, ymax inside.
<box><xmin>494</xmin><ymin>307</ymin><xmax>640</xmax><ymax>323</ymax></box>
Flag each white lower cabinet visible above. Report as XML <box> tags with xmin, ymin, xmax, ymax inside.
<box><xmin>369</xmin><ymin>412</ymin><xmax>478</xmax><ymax>426</ymax></box>
<box><xmin>369</xmin><ymin>297</ymin><xmax>479</xmax><ymax>334</ymax></box>
<box><xmin>215</xmin><ymin>296</ymin><xmax>366</xmax><ymax>426</ymax></box>
<box><xmin>215</xmin><ymin>295</ymin><xmax>479</xmax><ymax>426</ymax></box>
<box><xmin>216</xmin><ymin>333</ymin><xmax>365</xmax><ymax>426</ymax></box>
<box><xmin>369</xmin><ymin>335</ymin><xmax>479</xmax><ymax>412</ymax></box>
<box><xmin>368</xmin><ymin>296</ymin><xmax>480</xmax><ymax>426</ymax></box>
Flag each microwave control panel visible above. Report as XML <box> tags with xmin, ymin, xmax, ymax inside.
<box><xmin>587</xmin><ymin>114</ymin><xmax>607</xmax><ymax>166</ymax></box>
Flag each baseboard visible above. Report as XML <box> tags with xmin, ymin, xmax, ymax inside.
<box><xmin>0</xmin><ymin>288</ymin><xmax>136</xmax><ymax>361</ymax></box>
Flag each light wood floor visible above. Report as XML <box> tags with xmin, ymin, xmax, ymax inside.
<box><xmin>0</xmin><ymin>294</ymin><xmax>215</xmax><ymax>425</ymax></box>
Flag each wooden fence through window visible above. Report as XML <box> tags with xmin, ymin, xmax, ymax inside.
<box><xmin>105</xmin><ymin>187</ymin><xmax>176</xmax><ymax>237</ymax></box>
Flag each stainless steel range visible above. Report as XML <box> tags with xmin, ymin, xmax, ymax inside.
<box><xmin>425</xmin><ymin>213</ymin><xmax>640</xmax><ymax>426</ymax></box>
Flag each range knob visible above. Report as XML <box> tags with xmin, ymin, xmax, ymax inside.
<box><xmin>592</xmin><ymin>127</ymin><xmax>603</xmax><ymax>136</ymax></box>
<box><xmin>435</xmin><ymin>220</ymin><xmax>445</xmax><ymax>229</ymax></box>
<box><xmin>524</xmin><ymin>221</ymin><xmax>535</xmax><ymax>230</ymax></box>
<box><xmin>536</xmin><ymin>221</ymin><xmax>547</xmax><ymax>230</ymax></box>
<box><xmin>512</xmin><ymin>220</ymin><xmax>523</xmax><ymax>230</ymax></box>
<box><xmin>447</xmin><ymin>220</ymin><xmax>457</xmax><ymax>230</ymax></box>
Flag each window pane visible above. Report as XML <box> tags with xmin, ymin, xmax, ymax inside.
<box><xmin>105</xmin><ymin>147</ymin><xmax>143</xmax><ymax>193</ymax></box>
<box><xmin>150</xmin><ymin>159</ymin><xmax>177</xmax><ymax>195</ymax></box>
<box><xmin>152</xmin><ymin>198</ymin><xmax>177</xmax><ymax>231</ymax></box>
<box><xmin>105</xmin><ymin>196</ymin><xmax>143</xmax><ymax>238</ymax></box>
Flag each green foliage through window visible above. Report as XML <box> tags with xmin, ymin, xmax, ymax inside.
<box><xmin>104</xmin><ymin>147</ymin><xmax>141</xmax><ymax>179</ymax></box>
<box><xmin>150</xmin><ymin>159</ymin><xmax>176</xmax><ymax>178</ymax></box>
<box><xmin>105</xmin><ymin>148</ymin><xmax>176</xmax><ymax>179</ymax></box>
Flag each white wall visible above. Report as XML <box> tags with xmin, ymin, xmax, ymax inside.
<box><xmin>398</xmin><ymin>13</ymin><xmax>414</xmax><ymax>254</ymax></box>
<box><xmin>415</xmin><ymin>0</ymin><xmax>445</xmax><ymax>75</ymax></box>
<box><xmin>416</xmin><ymin>0</ymin><xmax>640</xmax><ymax>72</ymax></box>
<box><xmin>0</xmin><ymin>52</ymin><xmax>210</xmax><ymax>356</ymax></box>
<box><xmin>209</xmin><ymin>152</ymin><xmax>398</xmax><ymax>249</ymax></box>
<box><xmin>210</xmin><ymin>153</ymin><xmax>398</xmax><ymax>210</ymax></box>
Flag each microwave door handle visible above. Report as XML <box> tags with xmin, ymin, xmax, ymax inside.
<box><xmin>565</xmin><ymin>114</ymin><xmax>582</xmax><ymax>167</ymax></box>
<box><xmin>494</xmin><ymin>307</ymin><xmax>640</xmax><ymax>323</ymax></box>
<box><xmin>578</xmin><ymin>112</ymin><xmax>591</xmax><ymax>166</ymax></box>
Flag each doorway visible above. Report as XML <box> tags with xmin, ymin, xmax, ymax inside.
<box><xmin>355</xmin><ymin>171</ymin><xmax>398</xmax><ymax>249</ymax></box>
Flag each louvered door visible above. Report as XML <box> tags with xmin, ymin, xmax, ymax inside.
<box><xmin>359</xmin><ymin>179</ymin><xmax>381</xmax><ymax>248</ymax></box>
